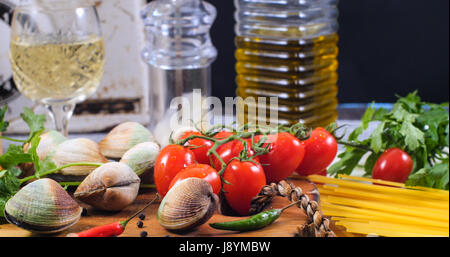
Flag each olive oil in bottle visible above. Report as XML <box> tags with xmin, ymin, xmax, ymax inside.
<box><xmin>234</xmin><ymin>0</ymin><xmax>339</xmax><ymax>128</ymax></box>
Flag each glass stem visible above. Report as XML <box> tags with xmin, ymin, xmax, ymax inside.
<box><xmin>45</xmin><ymin>103</ymin><xmax>75</xmax><ymax>137</ymax></box>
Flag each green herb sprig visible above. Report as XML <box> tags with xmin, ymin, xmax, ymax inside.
<box><xmin>0</xmin><ymin>105</ymin><xmax>46</xmax><ymax>215</ymax></box>
<box><xmin>0</xmin><ymin>106</ymin><xmax>102</xmax><ymax>216</ymax></box>
<box><xmin>329</xmin><ymin>91</ymin><xmax>449</xmax><ymax>190</ymax></box>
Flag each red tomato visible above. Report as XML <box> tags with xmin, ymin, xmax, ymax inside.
<box><xmin>214</xmin><ymin>131</ymin><xmax>234</xmax><ymax>140</ymax></box>
<box><xmin>317</xmin><ymin>169</ymin><xmax>328</xmax><ymax>176</ymax></box>
<box><xmin>180</xmin><ymin>131</ymin><xmax>215</xmax><ymax>165</ymax></box>
<box><xmin>222</xmin><ymin>160</ymin><xmax>266</xmax><ymax>216</ymax></box>
<box><xmin>295</xmin><ymin>127</ymin><xmax>338</xmax><ymax>176</ymax></box>
<box><xmin>211</xmin><ymin>138</ymin><xmax>255</xmax><ymax>172</ymax></box>
<box><xmin>168</xmin><ymin>164</ymin><xmax>221</xmax><ymax>195</ymax></box>
<box><xmin>154</xmin><ymin>145</ymin><xmax>196</xmax><ymax>196</ymax></box>
<box><xmin>372</xmin><ymin>148</ymin><xmax>413</xmax><ymax>183</ymax></box>
<box><xmin>256</xmin><ymin>132</ymin><xmax>305</xmax><ymax>183</ymax></box>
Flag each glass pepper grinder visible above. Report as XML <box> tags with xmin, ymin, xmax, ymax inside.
<box><xmin>141</xmin><ymin>0</ymin><xmax>217</xmax><ymax>145</ymax></box>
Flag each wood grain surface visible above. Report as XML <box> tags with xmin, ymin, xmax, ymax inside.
<box><xmin>0</xmin><ymin>178</ymin><xmax>359</xmax><ymax>237</ymax></box>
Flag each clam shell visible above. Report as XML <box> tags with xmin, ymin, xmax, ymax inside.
<box><xmin>157</xmin><ymin>178</ymin><xmax>218</xmax><ymax>231</ymax></box>
<box><xmin>52</xmin><ymin>138</ymin><xmax>108</xmax><ymax>176</ymax></box>
<box><xmin>99</xmin><ymin>122</ymin><xmax>157</xmax><ymax>159</ymax></box>
<box><xmin>36</xmin><ymin>130</ymin><xmax>67</xmax><ymax>159</ymax></box>
<box><xmin>119</xmin><ymin>142</ymin><xmax>160</xmax><ymax>176</ymax></box>
<box><xmin>4</xmin><ymin>178</ymin><xmax>82</xmax><ymax>234</ymax></box>
<box><xmin>74</xmin><ymin>162</ymin><xmax>141</xmax><ymax>211</ymax></box>
<box><xmin>24</xmin><ymin>130</ymin><xmax>67</xmax><ymax>160</ymax></box>
<box><xmin>170</xmin><ymin>126</ymin><xmax>199</xmax><ymax>143</ymax></box>
<box><xmin>20</xmin><ymin>131</ymin><xmax>68</xmax><ymax>178</ymax></box>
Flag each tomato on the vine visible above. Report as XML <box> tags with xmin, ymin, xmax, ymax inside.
<box><xmin>214</xmin><ymin>131</ymin><xmax>234</xmax><ymax>140</ymax></box>
<box><xmin>154</xmin><ymin>144</ymin><xmax>196</xmax><ymax>196</ymax></box>
<box><xmin>222</xmin><ymin>160</ymin><xmax>266</xmax><ymax>216</ymax></box>
<box><xmin>256</xmin><ymin>132</ymin><xmax>305</xmax><ymax>183</ymax></box>
<box><xmin>168</xmin><ymin>164</ymin><xmax>222</xmax><ymax>195</ymax></box>
<box><xmin>372</xmin><ymin>148</ymin><xmax>413</xmax><ymax>183</ymax></box>
<box><xmin>295</xmin><ymin>127</ymin><xmax>338</xmax><ymax>176</ymax></box>
<box><xmin>180</xmin><ymin>131</ymin><xmax>215</xmax><ymax>165</ymax></box>
<box><xmin>317</xmin><ymin>169</ymin><xmax>328</xmax><ymax>176</ymax></box>
<box><xmin>211</xmin><ymin>138</ymin><xmax>255</xmax><ymax>172</ymax></box>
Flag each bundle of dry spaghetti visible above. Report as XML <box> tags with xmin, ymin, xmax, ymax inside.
<box><xmin>308</xmin><ymin>174</ymin><xmax>449</xmax><ymax>237</ymax></box>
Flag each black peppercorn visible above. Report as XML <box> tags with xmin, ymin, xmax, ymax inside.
<box><xmin>140</xmin><ymin>231</ymin><xmax>148</xmax><ymax>237</ymax></box>
<box><xmin>139</xmin><ymin>213</ymin><xmax>146</xmax><ymax>220</ymax></box>
<box><xmin>137</xmin><ymin>221</ymin><xmax>144</xmax><ymax>228</ymax></box>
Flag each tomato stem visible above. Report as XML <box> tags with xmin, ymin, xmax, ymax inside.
<box><xmin>338</xmin><ymin>139</ymin><xmax>376</xmax><ymax>153</ymax></box>
<box><xmin>175</xmin><ymin>122</ymin><xmax>313</xmax><ymax>179</ymax></box>
<box><xmin>176</xmin><ymin>124</ymin><xmax>279</xmax><ymax>176</ymax></box>
<box><xmin>176</xmin><ymin>134</ymin><xmax>218</xmax><ymax>146</ymax></box>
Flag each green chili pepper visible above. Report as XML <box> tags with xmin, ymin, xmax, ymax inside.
<box><xmin>209</xmin><ymin>200</ymin><xmax>300</xmax><ymax>232</ymax></box>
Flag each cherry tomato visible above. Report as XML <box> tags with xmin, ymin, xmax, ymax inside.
<box><xmin>168</xmin><ymin>164</ymin><xmax>221</xmax><ymax>195</ymax></box>
<box><xmin>317</xmin><ymin>169</ymin><xmax>328</xmax><ymax>176</ymax></box>
<box><xmin>211</xmin><ymin>138</ymin><xmax>255</xmax><ymax>172</ymax></box>
<box><xmin>222</xmin><ymin>160</ymin><xmax>266</xmax><ymax>216</ymax></box>
<box><xmin>214</xmin><ymin>131</ymin><xmax>234</xmax><ymax>140</ymax></box>
<box><xmin>372</xmin><ymin>148</ymin><xmax>413</xmax><ymax>183</ymax></box>
<box><xmin>295</xmin><ymin>127</ymin><xmax>338</xmax><ymax>176</ymax></box>
<box><xmin>180</xmin><ymin>131</ymin><xmax>215</xmax><ymax>165</ymax></box>
<box><xmin>256</xmin><ymin>132</ymin><xmax>305</xmax><ymax>183</ymax></box>
<box><xmin>154</xmin><ymin>144</ymin><xmax>196</xmax><ymax>196</ymax></box>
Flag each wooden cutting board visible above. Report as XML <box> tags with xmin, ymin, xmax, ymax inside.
<box><xmin>0</xmin><ymin>178</ymin><xmax>358</xmax><ymax>237</ymax></box>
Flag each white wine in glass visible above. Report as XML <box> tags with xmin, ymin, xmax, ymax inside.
<box><xmin>9</xmin><ymin>1</ymin><xmax>105</xmax><ymax>136</ymax></box>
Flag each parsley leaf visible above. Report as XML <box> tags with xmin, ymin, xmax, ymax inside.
<box><xmin>407</xmin><ymin>159</ymin><xmax>449</xmax><ymax>190</ymax></box>
<box><xmin>333</xmin><ymin>91</ymin><xmax>449</xmax><ymax>190</ymax></box>
<box><xmin>20</xmin><ymin>107</ymin><xmax>46</xmax><ymax>141</ymax></box>
<box><xmin>0</xmin><ymin>169</ymin><xmax>21</xmax><ymax>216</ymax></box>
<box><xmin>328</xmin><ymin>148</ymin><xmax>367</xmax><ymax>176</ymax></box>
<box><xmin>0</xmin><ymin>145</ymin><xmax>32</xmax><ymax>169</ymax></box>
<box><xmin>364</xmin><ymin>152</ymin><xmax>381</xmax><ymax>176</ymax></box>
<box><xmin>370</xmin><ymin>121</ymin><xmax>385</xmax><ymax>153</ymax></box>
<box><xmin>400</xmin><ymin>121</ymin><xmax>424</xmax><ymax>151</ymax></box>
<box><xmin>348</xmin><ymin>103</ymin><xmax>376</xmax><ymax>141</ymax></box>
<box><xmin>28</xmin><ymin>133</ymin><xmax>42</xmax><ymax>173</ymax></box>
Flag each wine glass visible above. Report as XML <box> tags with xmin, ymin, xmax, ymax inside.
<box><xmin>9</xmin><ymin>1</ymin><xmax>105</xmax><ymax>136</ymax></box>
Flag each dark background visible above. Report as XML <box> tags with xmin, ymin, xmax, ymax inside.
<box><xmin>206</xmin><ymin>0</ymin><xmax>449</xmax><ymax>103</ymax></box>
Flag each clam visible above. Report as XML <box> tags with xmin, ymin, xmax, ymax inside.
<box><xmin>21</xmin><ymin>130</ymin><xmax>68</xmax><ymax>179</ymax></box>
<box><xmin>24</xmin><ymin>130</ymin><xmax>67</xmax><ymax>160</ymax></box>
<box><xmin>99</xmin><ymin>122</ymin><xmax>157</xmax><ymax>159</ymax></box>
<box><xmin>157</xmin><ymin>178</ymin><xmax>218</xmax><ymax>231</ymax></box>
<box><xmin>170</xmin><ymin>126</ymin><xmax>199</xmax><ymax>143</ymax></box>
<box><xmin>4</xmin><ymin>178</ymin><xmax>82</xmax><ymax>234</ymax></box>
<box><xmin>52</xmin><ymin>138</ymin><xmax>108</xmax><ymax>177</ymax></box>
<box><xmin>119</xmin><ymin>142</ymin><xmax>160</xmax><ymax>176</ymax></box>
<box><xmin>74</xmin><ymin>162</ymin><xmax>141</xmax><ymax>211</ymax></box>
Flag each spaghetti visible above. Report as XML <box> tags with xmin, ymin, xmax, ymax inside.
<box><xmin>308</xmin><ymin>175</ymin><xmax>449</xmax><ymax>237</ymax></box>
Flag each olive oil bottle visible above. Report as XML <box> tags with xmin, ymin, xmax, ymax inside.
<box><xmin>234</xmin><ymin>0</ymin><xmax>339</xmax><ymax>127</ymax></box>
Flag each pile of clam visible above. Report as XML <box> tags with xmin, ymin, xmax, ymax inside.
<box><xmin>5</xmin><ymin>122</ymin><xmax>161</xmax><ymax>234</ymax></box>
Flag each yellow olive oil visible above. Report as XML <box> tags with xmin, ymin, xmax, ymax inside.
<box><xmin>235</xmin><ymin>33</ymin><xmax>339</xmax><ymax>127</ymax></box>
